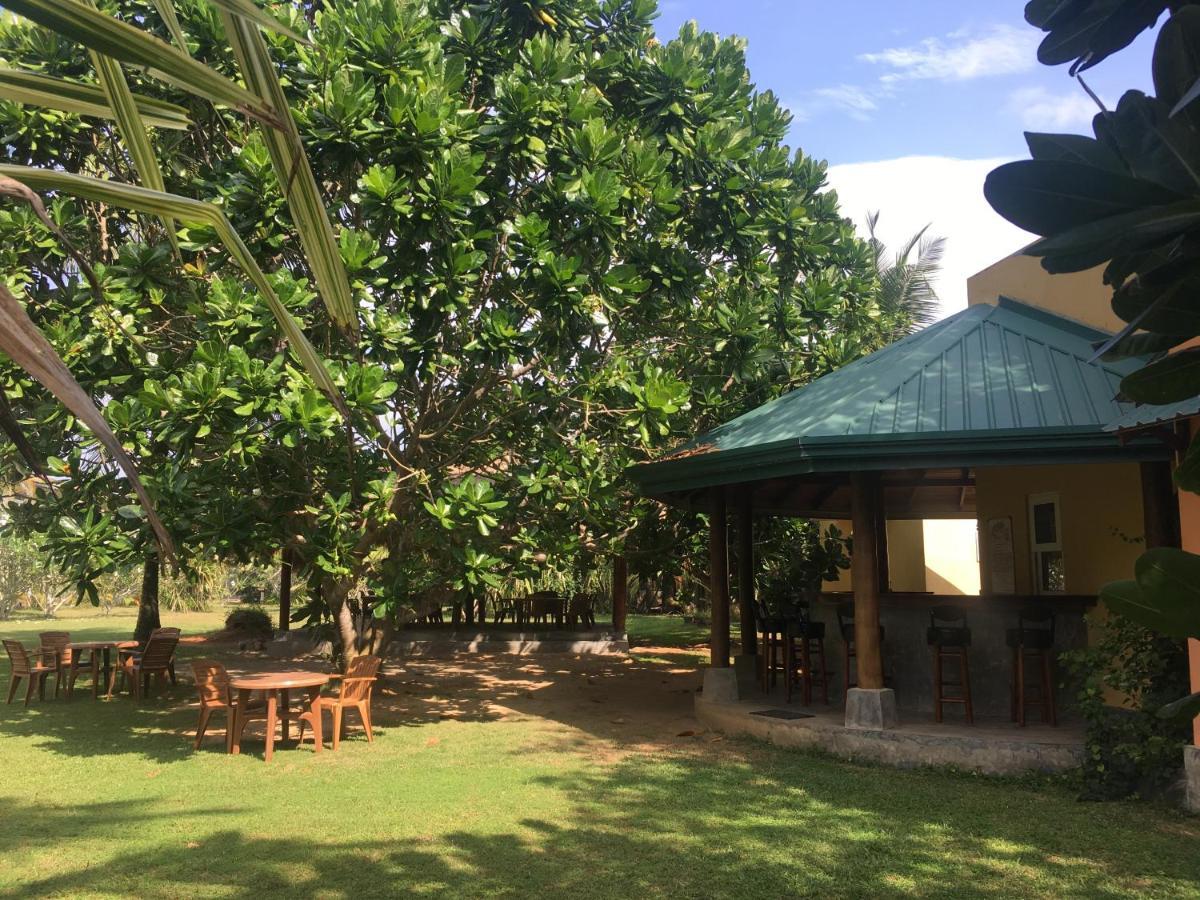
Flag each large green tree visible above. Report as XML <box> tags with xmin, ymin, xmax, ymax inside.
<box><xmin>0</xmin><ymin>0</ymin><xmax>892</xmax><ymax>656</ymax></box>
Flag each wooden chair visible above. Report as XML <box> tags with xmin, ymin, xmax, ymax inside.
<box><xmin>39</xmin><ymin>631</ymin><xmax>93</xmax><ymax>700</ymax></box>
<box><xmin>3</xmin><ymin>639</ymin><xmax>56</xmax><ymax>706</ymax></box>
<box><xmin>566</xmin><ymin>593</ymin><xmax>596</xmax><ymax>629</ymax></box>
<box><xmin>191</xmin><ymin>660</ymin><xmax>264</xmax><ymax>752</ymax></box>
<box><xmin>528</xmin><ymin>592</ymin><xmax>565</xmax><ymax>627</ymax></box>
<box><xmin>298</xmin><ymin>655</ymin><xmax>381</xmax><ymax>752</ymax></box>
<box><xmin>119</xmin><ymin>630</ymin><xmax>180</xmax><ymax>701</ymax></box>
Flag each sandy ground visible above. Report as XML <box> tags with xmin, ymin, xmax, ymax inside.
<box><xmin>376</xmin><ymin>647</ymin><xmax>710</xmax><ymax>759</ymax></box>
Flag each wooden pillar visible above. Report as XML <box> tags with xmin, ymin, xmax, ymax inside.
<box><xmin>278</xmin><ymin>547</ymin><xmax>293</xmax><ymax>632</ymax></box>
<box><xmin>851</xmin><ymin>472</ymin><xmax>884</xmax><ymax>690</ymax></box>
<box><xmin>736</xmin><ymin>491</ymin><xmax>756</xmax><ymax>656</ymax></box>
<box><xmin>612</xmin><ymin>556</ymin><xmax>628</xmax><ymax>632</ymax></box>
<box><xmin>709</xmin><ymin>488</ymin><xmax>730</xmax><ymax>668</ymax></box>
<box><xmin>874</xmin><ymin>478</ymin><xmax>890</xmax><ymax>591</ymax></box>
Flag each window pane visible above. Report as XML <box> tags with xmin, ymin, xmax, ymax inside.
<box><xmin>1039</xmin><ymin>551</ymin><xmax>1065</xmax><ymax>593</ymax></box>
<box><xmin>1032</xmin><ymin>502</ymin><xmax>1057</xmax><ymax>545</ymax></box>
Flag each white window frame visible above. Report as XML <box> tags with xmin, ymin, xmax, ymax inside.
<box><xmin>1028</xmin><ymin>492</ymin><xmax>1065</xmax><ymax>595</ymax></box>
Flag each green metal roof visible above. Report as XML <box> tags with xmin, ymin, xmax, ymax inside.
<box><xmin>629</xmin><ymin>297</ymin><xmax>1167</xmax><ymax>497</ymax></box>
<box><xmin>1105</xmin><ymin>396</ymin><xmax>1200</xmax><ymax>432</ymax></box>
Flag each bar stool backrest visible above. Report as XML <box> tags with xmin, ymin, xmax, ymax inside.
<box><xmin>929</xmin><ymin>606</ymin><xmax>967</xmax><ymax>630</ymax></box>
<box><xmin>836</xmin><ymin>601</ymin><xmax>854</xmax><ymax>642</ymax></box>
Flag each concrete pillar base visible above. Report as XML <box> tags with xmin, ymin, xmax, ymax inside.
<box><xmin>845</xmin><ymin>687</ymin><xmax>898</xmax><ymax>730</ymax></box>
<box><xmin>1184</xmin><ymin>746</ymin><xmax>1200</xmax><ymax>813</ymax></box>
<box><xmin>733</xmin><ymin>653</ymin><xmax>758</xmax><ymax>693</ymax></box>
<box><xmin>702</xmin><ymin>667</ymin><xmax>740</xmax><ymax>704</ymax></box>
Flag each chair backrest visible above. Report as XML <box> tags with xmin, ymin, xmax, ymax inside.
<box><xmin>340</xmin><ymin>655</ymin><xmax>381</xmax><ymax>703</ymax></box>
<box><xmin>3</xmin><ymin>639</ymin><xmax>33</xmax><ymax>675</ymax></box>
<box><xmin>139</xmin><ymin>633</ymin><xmax>179</xmax><ymax>669</ymax></box>
<box><xmin>930</xmin><ymin>606</ymin><xmax>967</xmax><ymax>629</ymax></box>
<box><xmin>151</xmin><ymin>627</ymin><xmax>181</xmax><ymax>639</ymax></box>
<box><xmin>39</xmin><ymin>631</ymin><xmax>70</xmax><ymax>665</ymax></box>
<box><xmin>1018</xmin><ymin>607</ymin><xmax>1055</xmax><ymax>641</ymax></box>
<box><xmin>190</xmin><ymin>659</ymin><xmax>230</xmax><ymax>705</ymax></box>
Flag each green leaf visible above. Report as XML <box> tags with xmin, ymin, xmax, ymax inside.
<box><xmin>0</xmin><ymin>67</ymin><xmax>190</xmax><ymax>129</ymax></box>
<box><xmin>1112</xmin><ymin>547</ymin><xmax>1200</xmax><ymax>638</ymax></box>
<box><xmin>1027</xmin><ymin>200</ymin><xmax>1200</xmax><ymax>274</ymax></box>
<box><xmin>1120</xmin><ymin>347</ymin><xmax>1200</xmax><ymax>404</ymax></box>
<box><xmin>1153</xmin><ymin>6</ymin><xmax>1200</xmax><ymax>120</ymax></box>
<box><xmin>1096</xmin><ymin>330</ymin><xmax>1188</xmax><ymax>361</ymax></box>
<box><xmin>1025</xmin><ymin>131</ymin><xmax>1124</xmax><ymax>171</ymax></box>
<box><xmin>220</xmin><ymin>10</ymin><xmax>357</xmax><ymax>336</ymax></box>
<box><xmin>984</xmin><ymin>159</ymin><xmax>1183</xmax><ymax>238</ymax></box>
<box><xmin>0</xmin><ymin>283</ymin><xmax>175</xmax><ymax>562</ymax></box>
<box><xmin>148</xmin><ymin>0</ymin><xmax>188</xmax><ymax>51</ymax></box>
<box><xmin>0</xmin><ymin>163</ymin><xmax>351</xmax><ymax>421</ymax></box>
<box><xmin>1157</xmin><ymin>691</ymin><xmax>1200</xmax><ymax>720</ymax></box>
<box><xmin>2</xmin><ymin>0</ymin><xmax>283</xmax><ymax>127</ymax></box>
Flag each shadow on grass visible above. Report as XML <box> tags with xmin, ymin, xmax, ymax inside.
<box><xmin>2</xmin><ymin>749</ymin><xmax>1198</xmax><ymax>899</ymax></box>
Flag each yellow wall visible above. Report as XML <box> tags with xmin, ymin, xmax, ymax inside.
<box><xmin>821</xmin><ymin>518</ymin><xmax>978</xmax><ymax>595</ymax></box>
<box><xmin>966</xmin><ymin>252</ymin><xmax>1120</xmax><ymax>332</ymax></box>
<box><xmin>974</xmin><ymin>462</ymin><xmax>1145</xmax><ymax>596</ymax></box>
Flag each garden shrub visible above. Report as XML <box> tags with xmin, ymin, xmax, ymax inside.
<box><xmin>1063</xmin><ymin>612</ymin><xmax>1189</xmax><ymax>800</ymax></box>
<box><xmin>224</xmin><ymin>607</ymin><xmax>273</xmax><ymax>637</ymax></box>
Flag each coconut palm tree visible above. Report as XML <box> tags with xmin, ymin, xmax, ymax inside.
<box><xmin>866</xmin><ymin>211</ymin><xmax>946</xmax><ymax>340</ymax></box>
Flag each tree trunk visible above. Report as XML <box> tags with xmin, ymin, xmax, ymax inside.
<box><xmin>327</xmin><ymin>577</ymin><xmax>393</xmax><ymax>669</ymax></box>
<box><xmin>134</xmin><ymin>552</ymin><xmax>160</xmax><ymax>644</ymax></box>
<box><xmin>278</xmin><ymin>546</ymin><xmax>293</xmax><ymax>633</ymax></box>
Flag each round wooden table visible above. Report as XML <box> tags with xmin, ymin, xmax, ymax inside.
<box><xmin>228</xmin><ymin>671</ymin><xmax>329</xmax><ymax>762</ymax></box>
<box><xmin>67</xmin><ymin>641</ymin><xmax>131</xmax><ymax>698</ymax></box>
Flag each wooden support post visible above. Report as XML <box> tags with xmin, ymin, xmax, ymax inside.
<box><xmin>874</xmin><ymin>478</ymin><xmax>890</xmax><ymax>591</ymax></box>
<box><xmin>709</xmin><ymin>488</ymin><xmax>731</xmax><ymax>668</ymax></box>
<box><xmin>736</xmin><ymin>491</ymin><xmax>756</xmax><ymax>656</ymax></box>
<box><xmin>612</xmin><ymin>556</ymin><xmax>628</xmax><ymax>632</ymax></box>
<box><xmin>851</xmin><ymin>472</ymin><xmax>884</xmax><ymax>690</ymax></box>
<box><xmin>279</xmin><ymin>547</ymin><xmax>293</xmax><ymax>633</ymax></box>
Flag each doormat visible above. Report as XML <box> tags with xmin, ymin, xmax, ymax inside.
<box><xmin>750</xmin><ymin>709</ymin><xmax>814</xmax><ymax>720</ymax></box>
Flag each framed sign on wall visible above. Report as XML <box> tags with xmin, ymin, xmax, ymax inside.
<box><xmin>987</xmin><ymin>516</ymin><xmax>1016</xmax><ymax>594</ymax></box>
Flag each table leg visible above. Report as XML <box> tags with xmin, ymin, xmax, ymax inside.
<box><xmin>280</xmin><ymin>688</ymin><xmax>290</xmax><ymax>742</ymax></box>
<box><xmin>104</xmin><ymin>649</ymin><xmax>116</xmax><ymax>699</ymax></box>
<box><xmin>307</xmin><ymin>686</ymin><xmax>323</xmax><ymax>753</ymax></box>
<box><xmin>231</xmin><ymin>688</ymin><xmax>251</xmax><ymax>755</ymax></box>
<box><xmin>264</xmin><ymin>690</ymin><xmax>278</xmax><ymax>762</ymax></box>
<box><xmin>91</xmin><ymin>652</ymin><xmax>100</xmax><ymax>699</ymax></box>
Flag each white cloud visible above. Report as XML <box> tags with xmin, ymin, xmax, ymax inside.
<box><xmin>825</xmin><ymin>156</ymin><xmax>1035</xmax><ymax>316</ymax></box>
<box><xmin>861</xmin><ymin>25</ymin><xmax>1039</xmax><ymax>84</ymax></box>
<box><xmin>1007</xmin><ymin>85</ymin><xmax>1098</xmax><ymax>130</ymax></box>
<box><xmin>791</xmin><ymin>84</ymin><xmax>879</xmax><ymax>122</ymax></box>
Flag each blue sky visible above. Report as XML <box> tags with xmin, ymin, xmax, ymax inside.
<box><xmin>653</xmin><ymin>1</ymin><xmax>1162</xmax><ymax>312</ymax></box>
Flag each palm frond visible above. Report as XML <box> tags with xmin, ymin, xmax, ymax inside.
<box><xmin>2</xmin><ymin>0</ymin><xmax>282</xmax><ymax>127</ymax></box>
<box><xmin>0</xmin><ymin>68</ymin><xmax>191</xmax><ymax>129</ymax></box>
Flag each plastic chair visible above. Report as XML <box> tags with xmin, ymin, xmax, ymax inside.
<box><xmin>119</xmin><ymin>630</ymin><xmax>180</xmax><ymax>701</ymax></box>
<box><xmin>190</xmin><ymin>659</ymin><xmax>265</xmax><ymax>752</ymax></box>
<box><xmin>3</xmin><ymin>639</ymin><xmax>56</xmax><ymax>706</ymax></box>
<box><xmin>298</xmin><ymin>655</ymin><xmax>381</xmax><ymax>751</ymax></box>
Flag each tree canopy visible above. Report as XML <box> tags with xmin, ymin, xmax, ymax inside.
<box><xmin>0</xmin><ymin>0</ymin><xmax>900</xmax><ymax>654</ymax></box>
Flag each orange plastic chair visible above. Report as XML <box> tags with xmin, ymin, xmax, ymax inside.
<box><xmin>298</xmin><ymin>655</ymin><xmax>381</xmax><ymax>751</ymax></box>
<box><xmin>190</xmin><ymin>660</ymin><xmax>264</xmax><ymax>752</ymax></box>
<box><xmin>119</xmin><ymin>631</ymin><xmax>180</xmax><ymax>701</ymax></box>
<box><xmin>39</xmin><ymin>631</ymin><xmax>94</xmax><ymax>700</ymax></box>
<box><xmin>3</xmin><ymin>639</ymin><xmax>56</xmax><ymax>706</ymax></box>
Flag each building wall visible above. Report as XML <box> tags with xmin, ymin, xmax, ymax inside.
<box><xmin>966</xmin><ymin>253</ymin><xmax>1120</xmax><ymax>332</ymax></box>
<box><xmin>821</xmin><ymin>518</ymin><xmax>977</xmax><ymax>595</ymax></box>
<box><xmin>974</xmin><ymin>462</ymin><xmax>1145</xmax><ymax>596</ymax></box>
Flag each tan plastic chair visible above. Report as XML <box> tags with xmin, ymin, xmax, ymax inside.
<box><xmin>39</xmin><ymin>631</ymin><xmax>94</xmax><ymax>700</ymax></box>
<box><xmin>298</xmin><ymin>655</ymin><xmax>381</xmax><ymax>751</ymax></box>
<box><xmin>119</xmin><ymin>631</ymin><xmax>180</xmax><ymax>701</ymax></box>
<box><xmin>3</xmin><ymin>639</ymin><xmax>55</xmax><ymax>706</ymax></box>
<box><xmin>191</xmin><ymin>660</ymin><xmax>264</xmax><ymax>752</ymax></box>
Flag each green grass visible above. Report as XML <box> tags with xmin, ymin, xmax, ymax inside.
<box><xmin>626</xmin><ymin>613</ymin><xmax>709</xmax><ymax>648</ymax></box>
<box><xmin>1</xmin><ymin>611</ymin><xmax>1199</xmax><ymax>898</ymax></box>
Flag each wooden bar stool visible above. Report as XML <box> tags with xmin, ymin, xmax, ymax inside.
<box><xmin>753</xmin><ymin>598</ymin><xmax>787</xmax><ymax>693</ymax></box>
<box><xmin>928</xmin><ymin>606</ymin><xmax>972</xmax><ymax>724</ymax></box>
<box><xmin>837</xmin><ymin>602</ymin><xmax>885</xmax><ymax>702</ymax></box>
<box><xmin>785</xmin><ymin>603</ymin><xmax>829</xmax><ymax>706</ymax></box>
<box><xmin>1007</xmin><ymin>608</ymin><xmax>1057</xmax><ymax>727</ymax></box>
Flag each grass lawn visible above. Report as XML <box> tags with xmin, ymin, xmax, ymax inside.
<box><xmin>1</xmin><ymin>611</ymin><xmax>1199</xmax><ymax>898</ymax></box>
<box><xmin>626</xmin><ymin>613</ymin><xmax>709</xmax><ymax>648</ymax></box>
